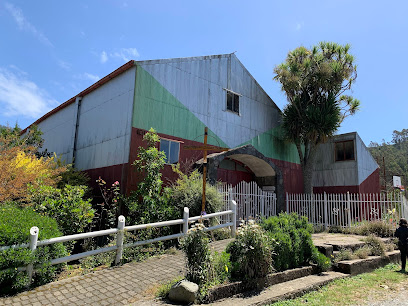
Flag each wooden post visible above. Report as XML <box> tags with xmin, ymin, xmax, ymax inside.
<box><xmin>27</xmin><ymin>226</ymin><xmax>39</xmax><ymax>285</ymax></box>
<box><xmin>183</xmin><ymin>127</ymin><xmax>229</xmax><ymax>221</ymax></box>
<box><xmin>201</xmin><ymin>127</ymin><xmax>208</xmax><ymax>216</ymax></box>
<box><xmin>115</xmin><ymin>215</ymin><xmax>125</xmax><ymax>265</ymax></box>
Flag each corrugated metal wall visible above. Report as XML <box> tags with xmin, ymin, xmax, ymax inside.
<box><xmin>133</xmin><ymin>54</ymin><xmax>298</xmax><ymax>163</ymax></box>
<box><xmin>36</xmin><ymin>102</ymin><xmax>77</xmax><ymax>164</ymax></box>
<box><xmin>313</xmin><ymin>133</ymin><xmax>359</xmax><ymax>187</ymax></box>
<box><xmin>75</xmin><ymin>67</ymin><xmax>136</xmax><ymax>170</ymax></box>
<box><xmin>356</xmin><ymin>133</ymin><xmax>379</xmax><ymax>184</ymax></box>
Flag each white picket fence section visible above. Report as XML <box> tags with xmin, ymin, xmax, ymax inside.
<box><xmin>286</xmin><ymin>192</ymin><xmax>408</xmax><ymax>229</ymax></box>
<box><xmin>0</xmin><ymin>203</ymin><xmax>237</xmax><ymax>285</ymax></box>
<box><xmin>218</xmin><ymin>181</ymin><xmax>277</xmax><ymax>223</ymax></box>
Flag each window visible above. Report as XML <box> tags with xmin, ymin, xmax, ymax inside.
<box><xmin>160</xmin><ymin>139</ymin><xmax>180</xmax><ymax>164</ymax></box>
<box><xmin>226</xmin><ymin>90</ymin><xmax>240</xmax><ymax>114</ymax></box>
<box><xmin>335</xmin><ymin>140</ymin><xmax>355</xmax><ymax>161</ymax></box>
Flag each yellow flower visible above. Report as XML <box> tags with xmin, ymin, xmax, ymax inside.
<box><xmin>225</xmin><ymin>265</ymin><xmax>228</xmax><ymax>273</ymax></box>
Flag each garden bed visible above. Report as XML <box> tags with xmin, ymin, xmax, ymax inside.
<box><xmin>203</xmin><ymin>266</ymin><xmax>313</xmax><ymax>303</ymax></box>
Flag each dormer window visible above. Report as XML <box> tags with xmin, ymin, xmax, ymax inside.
<box><xmin>335</xmin><ymin>140</ymin><xmax>355</xmax><ymax>161</ymax></box>
<box><xmin>226</xmin><ymin>90</ymin><xmax>240</xmax><ymax>114</ymax></box>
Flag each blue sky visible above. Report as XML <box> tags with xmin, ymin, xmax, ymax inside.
<box><xmin>0</xmin><ymin>0</ymin><xmax>407</xmax><ymax>145</ymax></box>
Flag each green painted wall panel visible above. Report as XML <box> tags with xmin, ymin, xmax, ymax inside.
<box><xmin>133</xmin><ymin>66</ymin><xmax>227</xmax><ymax>147</ymax></box>
<box><xmin>239</xmin><ymin>126</ymin><xmax>300</xmax><ymax>164</ymax></box>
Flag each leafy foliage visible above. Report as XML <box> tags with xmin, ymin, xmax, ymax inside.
<box><xmin>274</xmin><ymin>42</ymin><xmax>360</xmax><ymax>193</ymax></box>
<box><xmin>0</xmin><ymin>204</ymin><xmax>66</xmax><ymax>295</ymax></box>
<box><xmin>226</xmin><ymin>220</ymin><xmax>273</xmax><ymax>281</ymax></box>
<box><xmin>28</xmin><ymin>184</ymin><xmax>94</xmax><ymax>236</ymax></box>
<box><xmin>180</xmin><ymin>223</ymin><xmax>212</xmax><ymax>285</ymax></box>
<box><xmin>261</xmin><ymin>213</ymin><xmax>329</xmax><ymax>272</ymax></box>
<box><xmin>169</xmin><ymin>165</ymin><xmax>224</xmax><ymax>218</ymax></box>
<box><xmin>0</xmin><ymin>138</ymin><xmax>65</xmax><ymax>203</ymax></box>
<box><xmin>126</xmin><ymin>128</ymin><xmax>177</xmax><ymax>226</ymax></box>
<box><xmin>369</xmin><ymin>128</ymin><xmax>408</xmax><ymax>193</ymax></box>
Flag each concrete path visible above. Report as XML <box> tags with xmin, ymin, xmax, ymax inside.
<box><xmin>0</xmin><ymin>239</ymin><xmax>232</xmax><ymax>306</ymax></box>
<box><xmin>0</xmin><ymin>233</ymin><xmax>376</xmax><ymax>305</ymax></box>
<box><xmin>212</xmin><ymin>271</ymin><xmax>349</xmax><ymax>306</ymax></box>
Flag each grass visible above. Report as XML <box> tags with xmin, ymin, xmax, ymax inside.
<box><xmin>271</xmin><ymin>263</ymin><xmax>408</xmax><ymax>305</ymax></box>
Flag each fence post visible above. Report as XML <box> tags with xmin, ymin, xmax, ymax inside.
<box><xmin>231</xmin><ymin>200</ymin><xmax>237</xmax><ymax>238</ymax></box>
<box><xmin>27</xmin><ymin>226</ymin><xmax>39</xmax><ymax>285</ymax></box>
<box><xmin>347</xmin><ymin>192</ymin><xmax>352</xmax><ymax>228</ymax></box>
<box><xmin>183</xmin><ymin>207</ymin><xmax>189</xmax><ymax>235</ymax></box>
<box><xmin>286</xmin><ymin>192</ymin><xmax>289</xmax><ymax>213</ymax></box>
<box><xmin>324</xmin><ymin>192</ymin><xmax>328</xmax><ymax>230</ymax></box>
<box><xmin>401</xmin><ymin>192</ymin><xmax>406</xmax><ymax>219</ymax></box>
<box><xmin>115</xmin><ymin>215</ymin><xmax>125</xmax><ymax>266</ymax></box>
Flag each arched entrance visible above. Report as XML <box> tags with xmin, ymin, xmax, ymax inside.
<box><xmin>203</xmin><ymin>144</ymin><xmax>285</xmax><ymax>213</ymax></box>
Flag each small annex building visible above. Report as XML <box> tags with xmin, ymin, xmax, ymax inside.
<box><xmin>23</xmin><ymin>53</ymin><xmax>380</xmax><ymax>211</ymax></box>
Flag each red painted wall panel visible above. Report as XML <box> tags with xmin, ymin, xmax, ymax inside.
<box><xmin>127</xmin><ymin>128</ymin><xmax>305</xmax><ymax>194</ymax></box>
<box><xmin>359</xmin><ymin>168</ymin><xmax>380</xmax><ymax>194</ymax></box>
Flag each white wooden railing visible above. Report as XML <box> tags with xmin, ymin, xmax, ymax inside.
<box><xmin>286</xmin><ymin>192</ymin><xmax>408</xmax><ymax>229</ymax></box>
<box><xmin>0</xmin><ymin>201</ymin><xmax>237</xmax><ymax>284</ymax></box>
<box><xmin>218</xmin><ymin>181</ymin><xmax>277</xmax><ymax>222</ymax></box>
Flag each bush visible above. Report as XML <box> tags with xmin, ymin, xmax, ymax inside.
<box><xmin>354</xmin><ymin>246</ymin><xmax>371</xmax><ymax>259</ymax></box>
<box><xmin>211</xmin><ymin>251</ymin><xmax>231</xmax><ymax>284</ymax></box>
<box><xmin>261</xmin><ymin>213</ymin><xmax>316</xmax><ymax>271</ymax></box>
<box><xmin>334</xmin><ymin>248</ymin><xmax>354</xmax><ymax>263</ymax></box>
<box><xmin>28</xmin><ymin>185</ymin><xmax>94</xmax><ymax>236</ymax></box>
<box><xmin>0</xmin><ymin>204</ymin><xmax>66</xmax><ymax>295</ymax></box>
<box><xmin>169</xmin><ymin>167</ymin><xmax>223</xmax><ymax>218</ymax></box>
<box><xmin>180</xmin><ymin>223</ymin><xmax>212</xmax><ymax>285</ymax></box>
<box><xmin>226</xmin><ymin>220</ymin><xmax>273</xmax><ymax>281</ymax></box>
<box><xmin>364</xmin><ymin>235</ymin><xmax>386</xmax><ymax>257</ymax></box>
<box><xmin>311</xmin><ymin>249</ymin><xmax>331</xmax><ymax>273</ymax></box>
<box><xmin>352</xmin><ymin>221</ymin><xmax>394</xmax><ymax>237</ymax></box>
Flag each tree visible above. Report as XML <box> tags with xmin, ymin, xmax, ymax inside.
<box><xmin>274</xmin><ymin>42</ymin><xmax>360</xmax><ymax>193</ymax></box>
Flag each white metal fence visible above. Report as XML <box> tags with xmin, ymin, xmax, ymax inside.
<box><xmin>218</xmin><ymin>181</ymin><xmax>277</xmax><ymax>222</ymax></box>
<box><xmin>286</xmin><ymin>192</ymin><xmax>408</xmax><ymax>229</ymax></box>
<box><xmin>0</xmin><ymin>202</ymin><xmax>237</xmax><ymax>285</ymax></box>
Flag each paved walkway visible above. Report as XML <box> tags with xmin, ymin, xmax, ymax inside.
<box><xmin>0</xmin><ymin>239</ymin><xmax>233</xmax><ymax>306</ymax></box>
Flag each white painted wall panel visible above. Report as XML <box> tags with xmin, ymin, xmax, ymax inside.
<box><xmin>356</xmin><ymin>133</ymin><xmax>379</xmax><ymax>184</ymax></box>
<box><xmin>140</xmin><ymin>54</ymin><xmax>281</xmax><ymax>148</ymax></box>
<box><xmin>36</xmin><ymin>102</ymin><xmax>77</xmax><ymax>164</ymax></box>
<box><xmin>74</xmin><ymin>67</ymin><xmax>135</xmax><ymax>170</ymax></box>
<box><xmin>313</xmin><ymin>133</ymin><xmax>359</xmax><ymax>187</ymax></box>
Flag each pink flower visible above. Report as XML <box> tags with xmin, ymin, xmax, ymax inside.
<box><xmin>113</xmin><ymin>181</ymin><xmax>120</xmax><ymax>186</ymax></box>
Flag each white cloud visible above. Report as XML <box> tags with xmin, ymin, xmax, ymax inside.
<box><xmin>111</xmin><ymin>48</ymin><xmax>140</xmax><ymax>62</ymax></box>
<box><xmin>99</xmin><ymin>48</ymin><xmax>140</xmax><ymax>63</ymax></box>
<box><xmin>4</xmin><ymin>2</ymin><xmax>53</xmax><ymax>47</ymax></box>
<box><xmin>100</xmin><ymin>51</ymin><xmax>108</xmax><ymax>63</ymax></box>
<box><xmin>0</xmin><ymin>68</ymin><xmax>57</xmax><ymax>118</ymax></box>
<box><xmin>57</xmin><ymin>60</ymin><xmax>71</xmax><ymax>71</ymax></box>
<box><xmin>75</xmin><ymin>73</ymin><xmax>100</xmax><ymax>83</ymax></box>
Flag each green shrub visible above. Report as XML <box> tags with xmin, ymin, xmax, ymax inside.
<box><xmin>0</xmin><ymin>204</ymin><xmax>66</xmax><ymax>295</ymax></box>
<box><xmin>311</xmin><ymin>249</ymin><xmax>331</xmax><ymax>273</ymax></box>
<box><xmin>268</xmin><ymin>231</ymin><xmax>292</xmax><ymax>271</ymax></box>
<box><xmin>334</xmin><ymin>248</ymin><xmax>354</xmax><ymax>263</ymax></box>
<box><xmin>180</xmin><ymin>223</ymin><xmax>212</xmax><ymax>285</ymax></box>
<box><xmin>226</xmin><ymin>220</ymin><xmax>273</xmax><ymax>281</ymax></box>
<box><xmin>352</xmin><ymin>221</ymin><xmax>394</xmax><ymax>237</ymax></box>
<box><xmin>169</xmin><ymin>167</ymin><xmax>223</xmax><ymax>218</ymax></box>
<box><xmin>28</xmin><ymin>184</ymin><xmax>94</xmax><ymax>236</ymax></box>
<box><xmin>354</xmin><ymin>246</ymin><xmax>371</xmax><ymax>259</ymax></box>
<box><xmin>211</xmin><ymin>251</ymin><xmax>231</xmax><ymax>284</ymax></box>
<box><xmin>261</xmin><ymin>213</ymin><xmax>316</xmax><ymax>271</ymax></box>
<box><xmin>364</xmin><ymin>235</ymin><xmax>386</xmax><ymax>257</ymax></box>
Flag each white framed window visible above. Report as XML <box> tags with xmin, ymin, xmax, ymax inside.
<box><xmin>160</xmin><ymin>139</ymin><xmax>180</xmax><ymax>164</ymax></box>
<box><xmin>226</xmin><ymin>90</ymin><xmax>240</xmax><ymax>114</ymax></box>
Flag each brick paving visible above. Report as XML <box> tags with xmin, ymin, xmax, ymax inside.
<box><xmin>0</xmin><ymin>239</ymin><xmax>233</xmax><ymax>306</ymax></box>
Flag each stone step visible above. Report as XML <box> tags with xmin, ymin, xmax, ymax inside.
<box><xmin>211</xmin><ymin>271</ymin><xmax>349</xmax><ymax>305</ymax></box>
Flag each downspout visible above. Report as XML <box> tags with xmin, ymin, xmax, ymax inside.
<box><xmin>72</xmin><ymin>96</ymin><xmax>82</xmax><ymax>167</ymax></box>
